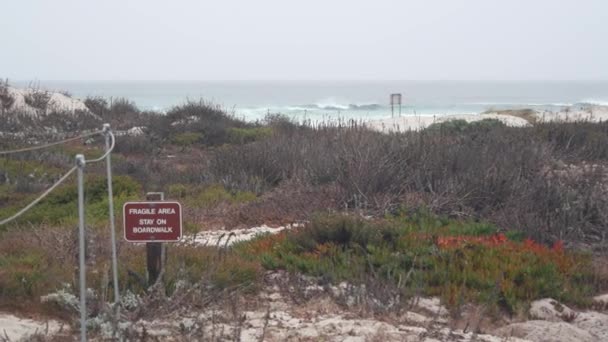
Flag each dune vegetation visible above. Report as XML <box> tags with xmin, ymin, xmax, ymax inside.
<box><xmin>1</xmin><ymin>91</ymin><xmax>608</xmax><ymax>339</ymax></box>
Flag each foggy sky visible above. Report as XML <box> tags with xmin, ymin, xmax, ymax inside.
<box><xmin>1</xmin><ymin>0</ymin><xmax>607</xmax><ymax>81</ymax></box>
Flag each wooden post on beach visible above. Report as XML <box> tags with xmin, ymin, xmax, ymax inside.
<box><xmin>390</xmin><ymin>93</ymin><xmax>402</xmax><ymax>117</ymax></box>
<box><xmin>146</xmin><ymin>192</ymin><xmax>165</xmax><ymax>286</ymax></box>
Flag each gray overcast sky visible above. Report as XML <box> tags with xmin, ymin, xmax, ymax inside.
<box><xmin>1</xmin><ymin>0</ymin><xmax>607</xmax><ymax>81</ymax></box>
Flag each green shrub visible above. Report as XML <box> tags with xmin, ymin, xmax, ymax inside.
<box><xmin>227</xmin><ymin>127</ymin><xmax>272</xmax><ymax>144</ymax></box>
<box><xmin>169</xmin><ymin>183</ymin><xmax>256</xmax><ymax>208</ymax></box>
<box><xmin>0</xmin><ymin>175</ymin><xmax>141</xmax><ymax>227</ymax></box>
<box><xmin>195</xmin><ymin>184</ymin><xmax>232</xmax><ymax>205</ymax></box>
<box><xmin>0</xmin><ymin>157</ymin><xmax>62</xmax><ymax>187</ymax></box>
<box><xmin>172</xmin><ymin>132</ymin><xmax>203</xmax><ymax>146</ymax></box>
<box><xmin>237</xmin><ymin>213</ymin><xmax>596</xmax><ymax>313</ymax></box>
<box><xmin>210</xmin><ymin>256</ymin><xmax>261</xmax><ymax>292</ymax></box>
<box><xmin>160</xmin><ymin>101</ymin><xmax>252</xmax><ymax>146</ymax></box>
<box><xmin>426</xmin><ymin>118</ymin><xmax>506</xmax><ymax>133</ymax></box>
<box><xmin>0</xmin><ymin>251</ymin><xmax>47</xmax><ymax>299</ymax></box>
<box><xmin>232</xmin><ymin>190</ymin><xmax>257</xmax><ymax>203</ymax></box>
<box><xmin>168</xmin><ymin>183</ymin><xmax>188</xmax><ymax>198</ymax></box>
<box><xmin>483</xmin><ymin>108</ymin><xmax>537</xmax><ymax>124</ymax></box>
<box><xmin>533</xmin><ymin>121</ymin><xmax>608</xmax><ymax>162</ymax></box>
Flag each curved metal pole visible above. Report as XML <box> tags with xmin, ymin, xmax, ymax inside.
<box><xmin>103</xmin><ymin>124</ymin><xmax>121</xmax><ymax>327</ymax></box>
<box><xmin>76</xmin><ymin>154</ymin><xmax>87</xmax><ymax>342</ymax></box>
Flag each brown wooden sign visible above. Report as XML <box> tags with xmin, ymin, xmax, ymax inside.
<box><xmin>123</xmin><ymin>201</ymin><xmax>182</xmax><ymax>242</ymax></box>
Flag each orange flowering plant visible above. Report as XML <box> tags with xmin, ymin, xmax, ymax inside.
<box><xmin>235</xmin><ymin>213</ymin><xmax>596</xmax><ymax>313</ymax></box>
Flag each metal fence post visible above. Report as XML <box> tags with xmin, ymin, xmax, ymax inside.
<box><xmin>76</xmin><ymin>154</ymin><xmax>87</xmax><ymax>342</ymax></box>
<box><xmin>103</xmin><ymin>124</ymin><xmax>120</xmax><ymax>307</ymax></box>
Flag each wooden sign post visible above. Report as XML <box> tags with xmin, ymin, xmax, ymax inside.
<box><xmin>148</xmin><ymin>191</ymin><xmax>163</xmax><ymax>286</ymax></box>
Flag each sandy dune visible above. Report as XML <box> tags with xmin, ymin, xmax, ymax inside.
<box><xmin>0</xmin><ymin>313</ymin><xmax>63</xmax><ymax>341</ymax></box>
<box><xmin>366</xmin><ymin>105</ymin><xmax>608</xmax><ymax>132</ymax></box>
<box><xmin>3</xmin><ymin>86</ymin><xmax>92</xmax><ymax>117</ymax></box>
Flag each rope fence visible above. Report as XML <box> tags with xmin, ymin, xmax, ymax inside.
<box><xmin>0</xmin><ymin>128</ymin><xmax>115</xmax><ymax>226</ymax></box>
<box><xmin>0</xmin><ymin>130</ymin><xmax>102</xmax><ymax>155</ymax></box>
<box><xmin>0</xmin><ymin>166</ymin><xmax>77</xmax><ymax>226</ymax></box>
<box><xmin>0</xmin><ymin>124</ymin><xmax>119</xmax><ymax>341</ymax></box>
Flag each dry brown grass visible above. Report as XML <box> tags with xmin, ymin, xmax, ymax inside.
<box><xmin>483</xmin><ymin>108</ymin><xmax>538</xmax><ymax>123</ymax></box>
<box><xmin>223</xmin><ymin>182</ymin><xmax>341</xmax><ymax>229</ymax></box>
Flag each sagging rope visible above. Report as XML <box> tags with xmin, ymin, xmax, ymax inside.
<box><xmin>0</xmin><ymin>129</ymin><xmax>116</xmax><ymax>226</ymax></box>
<box><xmin>0</xmin><ymin>130</ymin><xmax>101</xmax><ymax>155</ymax></box>
<box><xmin>0</xmin><ymin>166</ymin><xmax>77</xmax><ymax>225</ymax></box>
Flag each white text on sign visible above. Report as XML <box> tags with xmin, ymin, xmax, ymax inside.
<box><xmin>128</xmin><ymin>208</ymin><xmax>176</xmax><ymax>215</ymax></box>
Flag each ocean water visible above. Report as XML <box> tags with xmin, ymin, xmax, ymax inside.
<box><xmin>13</xmin><ymin>80</ymin><xmax>608</xmax><ymax>122</ymax></box>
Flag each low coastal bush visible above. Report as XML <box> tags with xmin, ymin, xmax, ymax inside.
<box><xmin>482</xmin><ymin>108</ymin><xmax>537</xmax><ymax>123</ymax></box>
<box><xmin>0</xmin><ymin>175</ymin><xmax>141</xmax><ymax>227</ymax></box>
<box><xmin>0</xmin><ymin>79</ymin><xmax>15</xmax><ymax>113</ymax></box>
<box><xmin>6</xmin><ymin>103</ymin><xmax>608</xmax><ymax>246</ymax></box>
<box><xmin>40</xmin><ymin>110</ymin><xmax>102</xmax><ymax>132</ymax></box>
<box><xmin>0</xmin><ymin>211</ymin><xmax>594</xmax><ymax>317</ymax></box>
<box><xmin>85</xmin><ymin>97</ymin><xmax>148</xmax><ymax>130</ymax></box>
<box><xmin>426</xmin><ymin>118</ymin><xmax>506</xmax><ymax>133</ymax></box>
<box><xmin>236</xmin><ymin>213</ymin><xmax>596</xmax><ymax>314</ymax></box>
<box><xmin>83</xmin><ymin>96</ymin><xmax>108</xmax><ymax>116</ymax></box>
<box><xmin>227</xmin><ymin>126</ymin><xmax>272</xmax><ymax>144</ymax></box>
<box><xmin>534</xmin><ymin>121</ymin><xmax>608</xmax><ymax>162</ymax></box>
<box><xmin>112</xmin><ymin>135</ymin><xmax>156</xmax><ymax>155</ymax></box>
<box><xmin>172</xmin><ymin>132</ymin><xmax>203</xmax><ymax>147</ymax></box>
<box><xmin>4</xmin><ymin>94</ymin><xmax>608</xmax><ymax>320</ymax></box>
<box><xmin>0</xmin><ymin>227</ymin><xmax>262</xmax><ymax>312</ymax></box>
<box><xmin>0</xmin><ymin>244</ymin><xmax>71</xmax><ymax>306</ymax></box>
<box><xmin>23</xmin><ymin>88</ymin><xmax>51</xmax><ymax>111</ymax></box>
<box><xmin>210</xmin><ymin>120</ymin><xmax>608</xmax><ymax>245</ymax></box>
<box><xmin>160</xmin><ymin>101</ymin><xmax>252</xmax><ymax>146</ymax></box>
<box><xmin>0</xmin><ymin>157</ymin><xmax>63</xmax><ymax>192</ymax></box>
<box><xmin>168</xmin><ymin>183</ymin><xmax>256</xmax><ymax>207</ymax></box>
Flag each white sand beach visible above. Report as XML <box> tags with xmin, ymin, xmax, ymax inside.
<box><xmin>367</xmin><ymin>113</ymin><xmax>530</xmax><ymax>132</ymax></box>
<box><xmin>366</xmin><ymin>105</ymin><xmax>608</xmax><ymax>132</ymax></box>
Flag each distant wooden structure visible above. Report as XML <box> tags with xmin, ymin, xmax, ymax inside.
<box><xmin>390</xmin><ymin>93</ymin><xmax>402</xmax><ymax>117</ymax></box>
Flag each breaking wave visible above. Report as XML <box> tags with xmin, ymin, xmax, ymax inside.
<box><xmin>578</xmin><ymin>99</ymin><xmax>608</xmax><ymax>106</ymax></box>
<box><xmin>296</xmin><ymin>103</ymin><xmax>384</xmax><ymax>111</ymax></box>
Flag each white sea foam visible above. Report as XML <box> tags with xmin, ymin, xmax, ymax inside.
<box><xmin>579</xmin><ymin>99</ymin><xmax>608</xmax><ymax>106</ymax></box>
<box><xmin>10</xmin><ymin>80</ymin><xmax>608</xmax><ymax>121</ymax></box>
<box><xmin>467</xmin><ymin>102</ymin><xmax>573</xmax><ymax>107</ymax></box>
<box><xmin>314</xmin><ymin>97</ymin><xmax>351</xmax><ymax>110</ymax></box>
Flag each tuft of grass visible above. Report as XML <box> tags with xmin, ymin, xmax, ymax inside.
<box><xmin>227</xmin><ymin>127</ymin><xmax>272</xmax><ymax>144</ymax></box>
<box><xmin>426</xmin><ymin>118</ymin><xmax>506</xmax><ymax>133</ymax></box>
<box><xmin>168</xmin><ymin>183</ymin><xmax>256</xmax><ymax>207</ymax></box>
<box><xmin>24</xmin><ymin>88</ymin><xmax>51</xmax><ymax>111</ymax></box>
<box><xmin>0</xmin><ymin>157</ymin><xmax>63</xmax><ymax>187</ymax></box>
<box><xmin>0</xmin><ymin>79</ymin><xmax>15</xmax><ymax>113</ymax></box>
<box><xmin>482</xmin><ymin>108</ymin><xmax>538</xmax><ymax>124</ymax></box>
<box><xmin>0</xmin><ymin>227</ymin><xmax>262</xmax><ymax>312</ymax></box>
<box><xmin>161</xmin><ymin>101</ymin><xmax>253</xmax><ymax>146</ymax></box>
<box><xmin>172</xmin><ymin>132</ymin><xmax>203</xmax><ymax>147</ymax></box>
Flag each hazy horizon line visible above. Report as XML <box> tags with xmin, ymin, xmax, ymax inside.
<box><xmin>8</xmin><ymin>79</ymin><xmax>608</xmax><ymax>83</ymax></box>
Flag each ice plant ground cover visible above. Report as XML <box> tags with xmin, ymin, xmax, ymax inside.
<box><xmin>235</xmin><ymin>212</ymin><xmax>597</xmax><ymax>315</ymax></box>
<box><xmin>0</xmin><ymin>211</ymin><xmax>597</xmax><ymax>322</ymax></box>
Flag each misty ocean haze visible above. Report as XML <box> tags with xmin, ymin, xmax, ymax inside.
<box><xmin>11</xmin><ymin>80</ymin><xmax>608</xmax><ymax>122</ymax></box>
<box><xmin>4</xmin><ymin>1</ymin><xmax>607</xmax><ymax>121</ymax></box>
